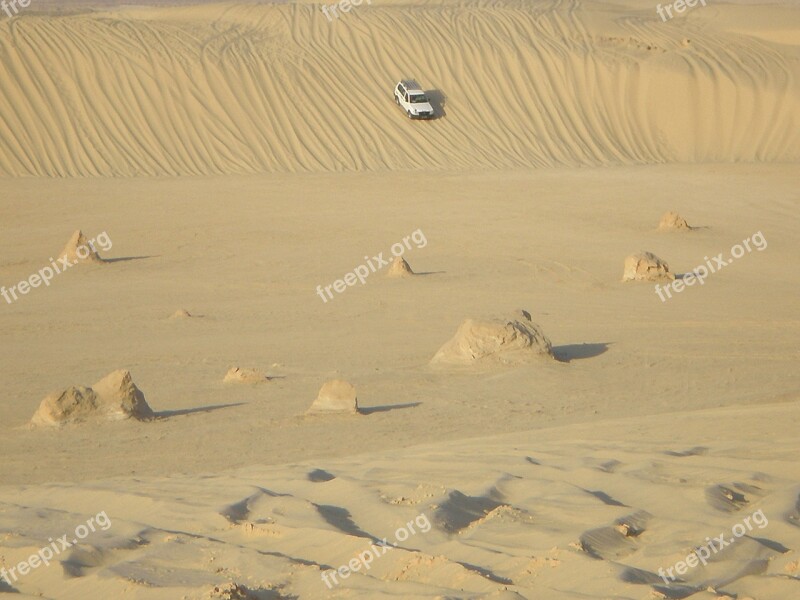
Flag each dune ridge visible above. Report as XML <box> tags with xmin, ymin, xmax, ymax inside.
<box><xmin>0</xmin><ymin>0</ymin><xmax>798</xmax><ymax>177</ymax></box>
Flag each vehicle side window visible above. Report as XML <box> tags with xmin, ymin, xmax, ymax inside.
<box><xmin>397</xmin><ymin>84</ymin><xmax>402</xmax><ymax>94</ymax></box>
<box><xmin>404</xmin><ymin>93</ymin><xmax>409</xmax><ymax>103</ymax></box>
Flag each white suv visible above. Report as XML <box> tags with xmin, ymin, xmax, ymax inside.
<box><xmin>394</xmin><ymin>80</ymin><xmax>435</xmax><ymax>119</ymax></box>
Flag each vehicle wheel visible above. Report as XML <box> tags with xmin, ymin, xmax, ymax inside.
<box><xmin>395</xmin><ymin>96</ymin><xmax>400</xmax><ymax>105</ymax></box>
<box><xmin>407</xmin><ymin>110</ymin><xmax>412</xmax><ymax>119</ymax></box>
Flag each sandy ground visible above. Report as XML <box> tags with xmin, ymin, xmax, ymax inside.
<box><xmin>1</xmin><ymin>400</ymin><xmax>800</xmax><ymax>599</ymax></box>
<box><xmin>1</xmin><ymin>165</ymin><xmax>799</xmax><ymax>599</ymax></box>
<box><xmin>0</xmin><ymin>166</ymin><xmax>797</xmax><ymax>483</ymax></box>
<box><xmin>1</xmin><ymin>0</ymin><xmax>799</xmax><ymax>598</ymax></box>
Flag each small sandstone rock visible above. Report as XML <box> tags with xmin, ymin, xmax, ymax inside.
<box><xmin>31</xmin><ymin>370</ymin><xmax>154</xmax><ymax>426</ymax></box>
<box><xmin>386</xmin><ymin>256</ymin><xmax>415</xmax><ymax>278</ymax></box>
<box><xmin>657</xmin><ymin>211</ymin><xmax>692</xmax><ymax>231</ymax></box>
<box><xmin>431</xmin><ymin>311</ymin><xmax>553</xmax><ymax>366</ymax></box>
<box><xmin>308</xmin><ymin>379</ymin><xmax>359</xmax><ymax>414</ymax></box>
<box><xmin>205</xmin><ymin>582</ymin><xmax>259</xmax><ymax>600</ymax></box>
<box><xmin>223</xmin><ymin>367</ymin><xmax>269</xmax><ymax>384</ymax></box>
<box><xmin>622</xmin><ymin>251</ymin><xmax>674</xmax><ymax>282</ymax></box>
<box><xmin>58</xmin><ymin>230</ymin><xmax>104</xmax><ymax>264</ymax></box>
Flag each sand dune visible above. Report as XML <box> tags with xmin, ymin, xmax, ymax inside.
<box><xmin>0</xmin><ymin>1</ymin><xmax>798</xmax><ymax>176</ymax></box>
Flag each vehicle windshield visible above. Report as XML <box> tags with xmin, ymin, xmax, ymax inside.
<box><xmin>409</xmin><ymin>94</ymin><xmax>429</xmax><ymax>103</ymax></box>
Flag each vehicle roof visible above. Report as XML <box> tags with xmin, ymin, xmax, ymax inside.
<box><xmin>399</xmin><ymin>79</ymin><xmax>424</xmax><ymax>92</ymax></box>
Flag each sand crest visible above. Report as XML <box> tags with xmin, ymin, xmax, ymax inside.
<box><xmin>30</xmin><ymin>370</ymin><xmax>154</xmax><ymax>426</ymax></box>
<box><xmin>622</xmin><ymin>251</ymin><xmax>674</xmax><ymax>282</ymax></box>
<box><xmin>431</xmin><ymin>310</ymin><xmax>553</xmax><ymax>366</ymax></box>
<box><xmin>58</xmin><ymin>230</ymin><xmax>103</xmax><ymax>264</ymax></box>
<box><xmin>307</xmin><ymin>380</ymin><xmax>359</xmax><ymax>414</ymax></box>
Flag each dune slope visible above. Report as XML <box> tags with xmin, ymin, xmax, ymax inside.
<box><xmin>0</xmin><ymin>0</ymin><xmax>798</xmax><ymax>176</ymax></box>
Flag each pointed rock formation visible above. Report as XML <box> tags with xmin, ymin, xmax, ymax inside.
<box><xmin>622</xmin><ymin>251</ymin><xmax>674</xmax><ymax>282</ymax></box>
<box><xmin>30</xmin><ymin>370</ymin><xmax>154</xmax><ymax>426</ymax></box>
<box><xmin>58</xmin><ymin>230</ymin><xmax>103</xmax><ymax>264</ymax></box>
<box><xmin>387</xmin><ymin>256</ymin><xmax>415</xmax><ymax>278</ymax></box>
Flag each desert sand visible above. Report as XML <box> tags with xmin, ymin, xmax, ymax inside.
<box><xmin>0</xmin><ymin>1</ymin><xmax>798</xmax><ymax>599</ymax></box>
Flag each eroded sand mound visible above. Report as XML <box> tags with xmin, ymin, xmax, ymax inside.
<box><xmin>205</xmin><ymin>582</ymin><xmax>260</xmax><ymax>600</ymax></box>
<box><xmin>431</xmin><ymin>310</ymin><xmax>553</xmax><ymax>366</ymax></box>
<box><xmin>30</xmin><ymin>370</ymin><xmax>154</xmax><ymax>426</ymax></box>
<box><xmin>386</xmin><ymin>256</ymin><xmax>414</xmax><ymax>278</ymax></box>
<box><xmin>307</xmin><ymin>380</ymin><xmax>359</xmax><ymax>414</ymax></box>
<box><xmin>223</xmin><ymin>367</ymin><xmax>269</xmax><ymax>384</ymax></box>
<box><xmin>622</xmin><ymin>252</ymin><xmax>674</xmax><ymax>282</ymax></box>
<box><xmin>58</xmin><ymin>230</ymin><xmax>103</xmax><ymax>264</ymax></box>
<box><xmin>170</xmin><ymin>308</ymin><xmax>193</xmax><ymax>319</ymax></box>
<box><xmin>657</xmin><ymin>211</ymin><xmax>692</xmax><ymax>231</ymax></box>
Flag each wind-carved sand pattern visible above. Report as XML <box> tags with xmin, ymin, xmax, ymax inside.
<box><xmin>1</xmin><ymin>416</ymin><xmax>796</xmax><ymax>599</ymax></box>
<box><xmin>705</xmin><ymin>483</ymin><xmax>763</xmax><ymax>513</ymax></box>
<box><xmin>0</xmin><ymin>2</ymin><xmax>797</xmax><ymax>176</ymax></box>
<box><xmin>578</xmin><ymin>510</ymin><xmax>651</xmax><ymax>563</ymax></box>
